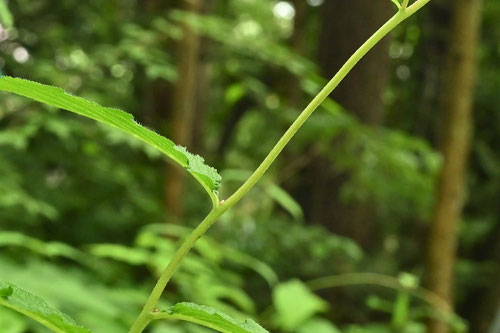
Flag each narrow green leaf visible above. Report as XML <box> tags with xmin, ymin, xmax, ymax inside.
<box><xmin>0</xmin><ymin>76</ymin><xmax>221</xmax><ymax>204</ymax></box>
<box><xmin>0</xmin><ymin>281</ymin><xmax>91</xmax><ymax>333</ymax></box>
<box><xmin>88</xmin><ymin>244</ymin><xmax>151</xmax><ymax>265</ymax></box>
<box><xmin>266</xmin><ymin>184</ymin><xmax>304</xmax><ymax>220</ymax></box>
<box><xmin>155</xmin><ymin>302</ymin><xmax>268</xmax><ymax>333</ymax></box>
<box><xmin>0</xmin><ymin>231</ymin><xmax>85</xmax><ymax>261</ymax></box>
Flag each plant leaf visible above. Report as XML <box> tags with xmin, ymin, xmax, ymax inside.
<box><xmin>0</xmin><ymin>0</ymin><xmax>14</xmax><ymax>28</ymax></box>
<box><xmin>155</xmin><ymin>302</ymin><xmax>268</xmax><ymax>333</ymax></box>
<box><xmin>0</xmin><ymin>281</ymin><xmax>91</xmax><ymax>333</ymax></box>
<box><xmin>297</xmin><ymin>318</ymin><xmax>341</xmax><ymax>333</ymax></box>
<box><xmin>266</xmin><ymin>184</ymin><xmax>304</xmax><ymax>220</ymax></box>
<box><xmin>88</xmin><ymin>244</ymin><xmax>151</xmax><ymax>265</ymax></box>
<box><xmin>273</xmin><ymin>280</ymin><xmax>328</xmax><ymax>331</ymax></box>
<box><xmin>0</xmin><ymin>76</ymin><xmax>221</xmax><ymax>204</ymax></box>
<box><xmin>0</xmin><ymin>231</ymin><xmax>85</xmax><ymax>261</ymax></box>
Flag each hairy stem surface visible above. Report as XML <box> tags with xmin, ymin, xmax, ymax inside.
<box><xmin>129</xmin><ymin>2</ymin><xmax>431</xmax><ymax>332</ymax></box>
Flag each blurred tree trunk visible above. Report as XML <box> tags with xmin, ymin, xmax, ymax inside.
<box><xmin>468</xmin><ymin>224</ymin><xmax>500</xmax><ymax>332</ymax></box>
<box><xmin>285</xmin><ymin>0</ymin><xmax>307</xmax><ymax>105</ymax></box>
<box><xmin>318</xmin><ymin>0</ymin><xmax>392</xmax><ymax>124</ymax></box>
<box><xmin>296</xmin><ymin>0</ymin><xmax>392</xmax><ymax>248</ymax></box>
<box><xmin>190</xmin><ymin>0</ymin><xmax>215</xmax><ymax>154</ymax></box>
<box><xmin>425</xmin><ymin>0</ymin><xmax>482</xmax><ymax>332</ymax></box>
<box><xmin>414</xmin><ymin>0</ymin><xmax>452</xmax><ymax>141</ymax></box>
<box><xmin>164</xmin><ymin>0</ymin><xmax>203</xmax><ymax>220</ymax></box>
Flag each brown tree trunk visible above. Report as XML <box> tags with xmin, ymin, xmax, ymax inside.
<box><xmin>414</xmin><ymin>0</ymin><xmax>452</xmax><ymax>141</ymax></box>
<box><xmin>425</xmin><ymin>0</ymin><xmax>482</xmax><ymax>332</ymax></box>
<box><xmin>164</xmin><ymin>0</ymin><xmax>203</xmax><ymax>220</ymax></box>
<box><xmin>296</xmin><ymin>0</ymin><xmax>393</xmax><ymax>248</ymax></box>
<box><xmin>285</xmin><ymin>0</ymin><xmax>308</xmax><ymax>106</ymax></box>
<box><xmin>190</xmin><ymin>0</ymin><xmax>214</xmax><ymax>154</ymax></box>
<box><xmin>318</xmin><ymin>0</ymin><xmax>393</xmax><ymax>124</ymax></box>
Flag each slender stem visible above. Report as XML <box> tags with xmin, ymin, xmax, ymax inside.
<box><xmin>128</xmin><ymin>207</ymin><xmax>225</xmax><ymax>333</ymax></box>
<box><xmin>129</xmin><ymin>1</ymin><xmax>430</xmax><ymax>332</ymax></box>
<box><xmin>306</xmin><ymin>273</ymin><xmax>459</xmax><ymax>326</ymax></box>
<box><xmin>222</xmin><ymin>0</ymin><xmax>429</xmax><ymax>208</ymax></box>
<box><xmin>307</xmin><ymin>273</ymin><xmax>451</xmax><ymax>314</ymax></box>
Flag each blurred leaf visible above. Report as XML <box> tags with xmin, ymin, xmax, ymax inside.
<box><xmin>88</xmin><ymin>244</ymin><xmax>151</xmax><ymax>265</ymax></box>
<box><xmin>221</xmin><ymin>247</ymin><xmax>279</xmax><ymax>287</ymax></box>
<box><xmin>273</xmin><ymin>280</ymin><xmax>328</xmax><ymax>331</ymax></box>
<box><xmin>366</xmin><ymin>295</ymin><xmax>394</xmax><ymax>313</ymax></box>
<box><xmin>0</xmin><ymin>281</ymin><xmax>91</xmax><ymax>333</ymax></box>
<box><xmin>392</xmin><ymin>292</ymin><xmax>410</xmax><ymax>329</ymax></box>
<box><xmin>398</xmin><ymin>272</ymin><xmax>419</xmax><ymax>289</ymax></box>
<box><xmin>144</xmin><ymin>224</ymin><xmax>279</xmax><ymax>286</ymax></box>
<box><xmin>0</xmin><ymin>76</ymin><xmax>221</xmax><ymax>205</ymax></box>
<box><xmin>157</xmin><ymin>302</ymin><xmax>268</xmax><ymax>333</ymax></box>
<box><xmin>177</xmin><ymin>275</ymin><xmax>256</xmax><ymax>315</ymax></box>
<box><xmin>297</xmin><ymin>318</ymin><xmax>341</xmax><ymax>333</ymax></box>
<box><xmin>0</xmin><ymin>257</ymin><xmax>150</xmax><ymax>332</ymax></box>
<box><xmin>0</xmin><ymin>0</ymin><xmax>13</xmax><ymax>28</ymax></box>
<box><xmin>225</xmin><ymin>83</ymin><xmax>247</xmax><ymax>105</ymax></box>
<box><xmin>266</xmin><ymin>184</ymin><xmax>303</xmax><ymax>220</ymax></box>
<box><xmin>344</xmin><ymin>323</ymin><xmax>396</xmax><ymax>333</ymax></box>
<box><xmin>0</xmin><ymin>231</ymin><xmax>85</xmax><ymax>261</ymax></box>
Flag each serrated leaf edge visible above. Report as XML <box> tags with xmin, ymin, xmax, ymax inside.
<box><xmin>153</xmin><ymin>302</ymin><xmax>269</xmax><ymax>333</ymax></box>
<box><xmin>0</xmin><ymin>281</ymin><xmax>91</xmax><ymax>333</ymax></box>
<box><xmin>0</xmin><ymin>76</ymin><xmax>221</xmax><ymax>205</ymax></box>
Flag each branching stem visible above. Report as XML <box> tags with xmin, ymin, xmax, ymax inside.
<box><xmin>128</xmin><ymin>1</ymin><xmax>431</xmax><ymax>332</ymax></box>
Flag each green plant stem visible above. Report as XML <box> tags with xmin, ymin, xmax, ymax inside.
<box><xmin>222</xmin><ymin>0</ymin><xmax>429</xmax><ymax>209</ymax></box>
<box><xmin>128</xmin><ymin>208</ymin><xmax>225</xmax><ymax>333</ymax></box>
<box><xmin>128</xmin><ymin>1</ymin><xmax>430</xmax><ymax>332</ymax></box>
<box><xmin>392</xmin><ymin>291</ymin><xmax>410</xmax><ymax>328</ymax></box>
<box><xmin>306</xmin><ymin>273</ymin><xmax>457</xmax><ymax>326</ymax></box>
<box><xmin>307</xmin><ymin>273</ymin><xmax>450</xmax><ymax>314</ymax></box>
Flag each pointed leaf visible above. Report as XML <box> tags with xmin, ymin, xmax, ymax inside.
<box><xmin>0</xmin><ymin>281</ymin><xmax>91</xmax><ymax>333</ymax></box>
<box><xmin>155</xmin><ymin>302</ymin><xmax>268</xmax><ymax>333</ymax></box>
<box><xmin>0</xmin><ymin>76</ymin><xmax>221</xmax><ymax>204</ymax></box>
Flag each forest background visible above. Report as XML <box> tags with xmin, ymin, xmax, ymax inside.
<box><xmin>0</xmin><ymin>0</ymin><xmax>498</xmax><ymax>332</ymax></box>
